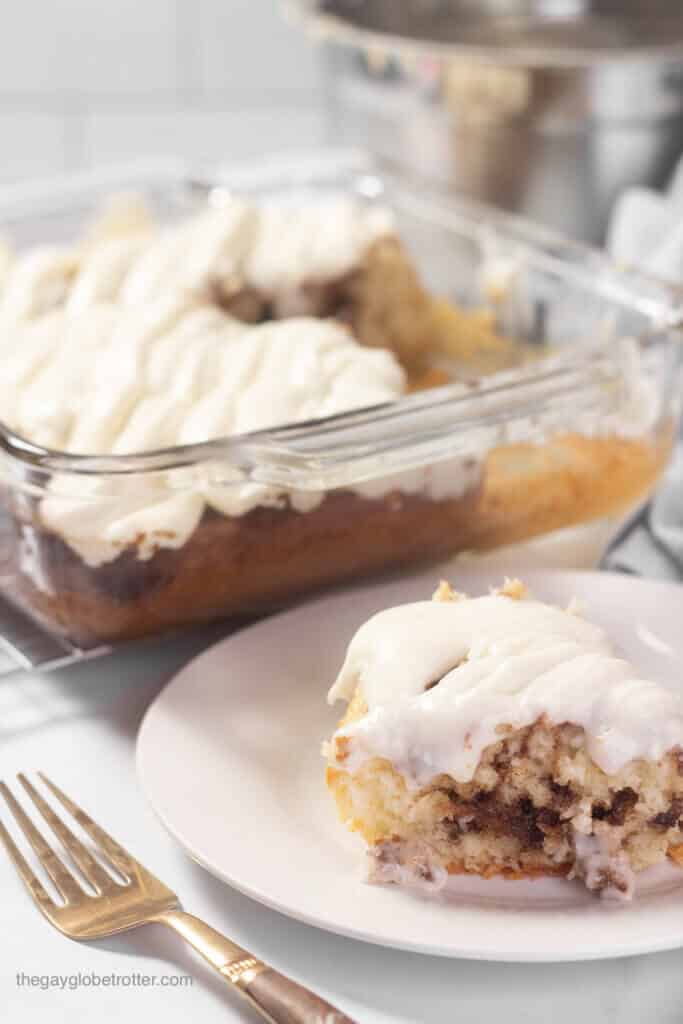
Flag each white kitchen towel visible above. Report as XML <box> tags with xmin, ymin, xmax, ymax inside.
<box><xmin>606</xmin><ymin>159</ymin><xmax>683</xmax><ymax>581</ymax></box>
<box><xmin>606</xmin><ymin>168</ymin><xmax>683</xmax><ymax>579</ymax></box>
<box><xmin>608</xmin><ymin>160</ymin><xmax>683</xmax><ymax>283</ymax></box>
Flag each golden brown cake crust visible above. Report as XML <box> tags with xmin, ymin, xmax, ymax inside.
<box><xmin>4</xmin><ymin>485</ymin><xmax>482</xmax><ymax>645</ymax></box>
<box><xmin>347</xmin><ymin>238</ymin><xmax>528</xmax><ymax>375</ymax></box>
<box><xmin>462</xmin><ymin>430</ymin><xmax>673</xmax><ymax>552</ymax></box>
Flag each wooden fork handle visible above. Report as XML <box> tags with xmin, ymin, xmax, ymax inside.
<box><xmin>156</xmin><ymin>910</ymin><xmax>357</xmax><ymax>1023</ymax></box>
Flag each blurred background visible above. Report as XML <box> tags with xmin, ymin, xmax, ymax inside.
<box><xmin>0</xmin><ymin>1</ymin><xmax>325</xmax><ymax>183</ymax></box>
<box><xmin>6</xmin><ymin>1</ymin><xmax>683</xmax><ymax>245</ymax></box>
<box><xmin>0</xmin><ymin>2</ymin><xmax>681</xmax><ymax>612</ymax></box>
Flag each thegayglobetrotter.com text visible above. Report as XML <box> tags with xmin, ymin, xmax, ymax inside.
<box><xmin>16</xmin><ymin>970</ymin><xmax>193</xmax><ymax>991</ymax></box>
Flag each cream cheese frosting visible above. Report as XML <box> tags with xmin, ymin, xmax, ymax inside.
<box><xmin>0</xmin><ymin>193</ymin><xmax>483</xmax><ymax>569</ymax></box>
<box><xmin>0</xmin><ymin>195</ymin><xmax>393</xmax><ymax>324</ymax></box>
<box><xmin>1</xmin><ymin>304</ymin><xmax>405</xmax><ymax>455</ymax></box>
<box><xmin>328</xmin><ymin>593</ymin><xmax>683</xmax><ymax>785</ymax></box>
<box><xmin>0</xmin><ymin>302</ymin><xmax>478</xmax><ymax>567</ymax></box>
<box><xmin>0</xmin><ymin>191</ymin><xmax>659</xmax><ymax>574</ymax></box>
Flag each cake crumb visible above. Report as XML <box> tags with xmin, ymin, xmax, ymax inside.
<box><xmin>432</xmin><ymin>580</ymin><xmax>465</xmax><ymax>603</ymax></box>
<box><xmin>566</xmin><ymin>596</ymin><xmax>586</xmax><ymax>617</ymax></box>
<box><xmin>334</xmin><ymin>736</ymin><xmax>351</xmax><ymax>763</ymax></box>
<box><xmin>668</xmin><ymin>843</ymin><xmax>683</xmax><ymax>867</ymax></box>
<box><xmin>492</xmin><ymin>577</ymin><xmax>528</xmax><ymax>601</ymax></box>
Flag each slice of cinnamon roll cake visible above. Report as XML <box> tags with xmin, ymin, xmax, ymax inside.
<box><xmin>324</xmin><ymin>580</ymin><xmax>683</xmax><ymax>900</ymax></box>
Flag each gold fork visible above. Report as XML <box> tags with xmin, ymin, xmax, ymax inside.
<box><xmin>0</xmin><ymin>773</ymin><xmax>356</xmax><ymax>1024</ymax></box>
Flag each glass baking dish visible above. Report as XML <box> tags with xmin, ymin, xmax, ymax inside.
<box><xmin>0</xmin><ymin>153</ymin><xmax>679</xmax><ymax>671</ymax></box>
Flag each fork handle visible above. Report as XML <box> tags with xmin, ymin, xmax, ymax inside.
<box><xmin>240</xmin><ymin>969</ymin><xmax>356</xmax><ymax>1024</ymax></box>
<box><xmin>156</xmin><ymin>910</ymin><xmax>356</xmax><ymax>1023</ymax></box>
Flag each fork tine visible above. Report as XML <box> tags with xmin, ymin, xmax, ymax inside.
<box><xmin>19</xmin><ymin>774</ymin><xmax>118</xmax><ymax>894</ymax></box>
<box><xmin>0</xmin><ymin>818</ymin><xmax>54</xmax><ymax>911</ymax></box>
<box><xmin>0</xmin><ymin>782</ymin><xmax>83</xmax><ymax>903</ymax></box>
<box><xmin>38</xmin><ymin>773</ymin><xmax>136</xmax><ymax>880</ymax></box>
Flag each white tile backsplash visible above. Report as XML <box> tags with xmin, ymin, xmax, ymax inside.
<box><xmin>0</xmin><ymin>0</ymin><xmax>325</xmax><ymax>182</ymax></box>
<box><xmin>197</xmin><ymin>0</ymin><xmax>322</xmax><ymax>96</ymax></box>
<box><xmin>0</xmin><ymin>0</ymin><xmax>180</xmax><ymax>97</ymax></box>
<box><xmin>0</xmin><ymin>113</ymin><xmax>70</xmax><ymax>181</ymax></box>
<box><xmin>83</xmin><ymin>106</ymin><xmax>327</xmax><ymax>167</ymax></box>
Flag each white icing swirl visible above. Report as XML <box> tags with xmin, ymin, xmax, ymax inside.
<box><xmin>328</xmin><ymin>595</ymin><xmax>683</xmax><ymax>783</ymax></box>
<box><xmin>0</xmin><ymin>195</ymin><xmax>394</xmax><ymax>324</ymax></box>
<box><xmin>0</xmin><ymin>304</ymin><xmax>478</xmax><ymax>567</ymax></box>
<box><xmin>0</xmin><ymin>247</ymin><xmax>79</xmax><ymax>325</ymax></box>
<box><xmin>244</xmin><ymin>200</ymin><xmax>393</xmax><ymax>294</ymax></box>
<box><xmin>0</xmin><ymin>194</ymin><xmax>481</xmax><ymax>569</ymax></box>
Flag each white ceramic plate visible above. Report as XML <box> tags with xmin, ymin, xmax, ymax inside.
<box><xmin>137</xmin><ymin>568</ymin><xmax>683</xmax><ymax>962</ymax></box>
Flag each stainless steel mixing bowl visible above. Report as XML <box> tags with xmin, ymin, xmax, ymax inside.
<box><xmin>287</xmin><ymin>0</ymin><xmax>683</xmax><ymax>241</ymax></box>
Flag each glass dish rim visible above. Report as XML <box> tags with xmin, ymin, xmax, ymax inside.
<box><xmin>0</xmin><ymin>156</ymin><xmax>681</xmax><ymax>483</ymax></box>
